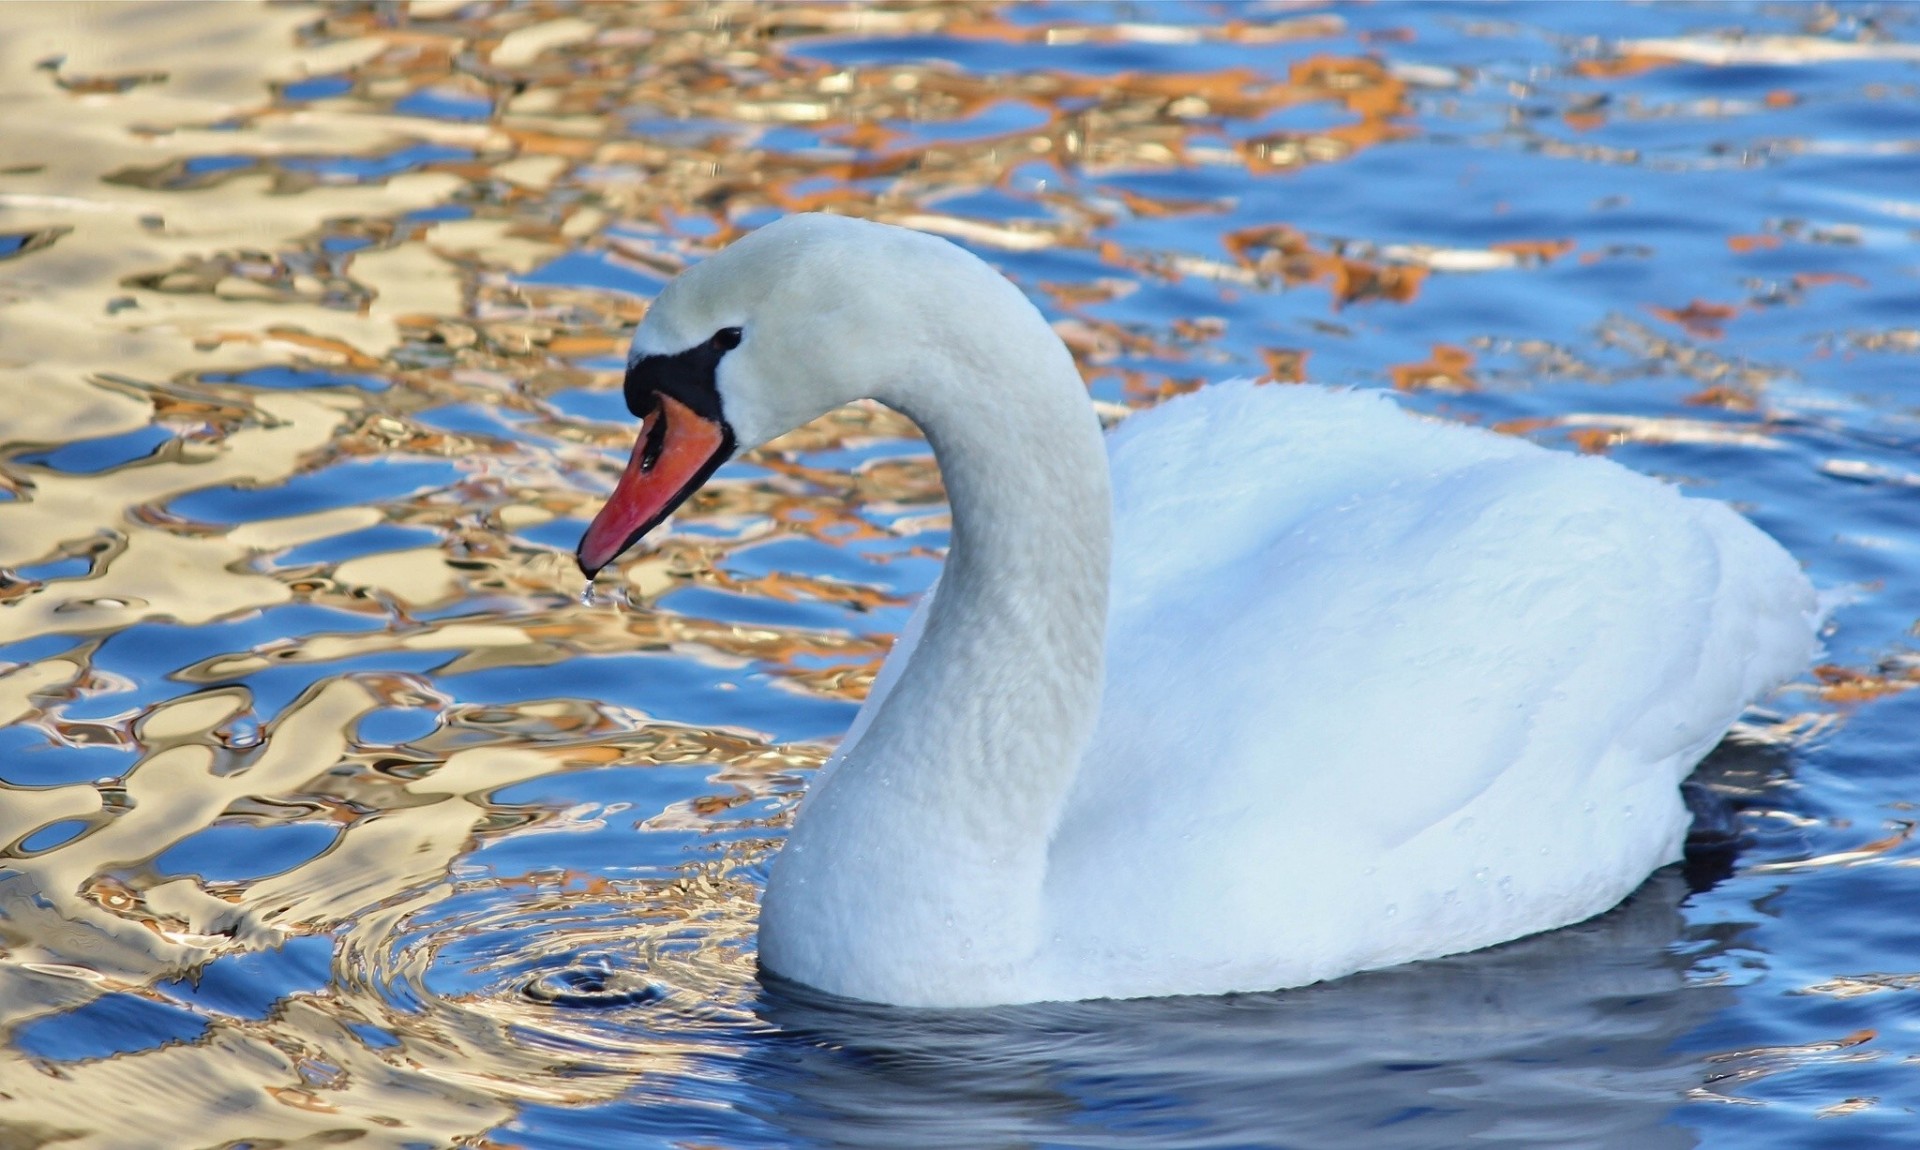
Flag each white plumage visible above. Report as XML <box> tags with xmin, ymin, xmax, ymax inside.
<box><xmin>1047</xmin><ymin>379</ymin><xmax>1817</xmax><ymax>1000</ymax></box>
<box><xmin>609</xmin><ymin>213</ymin><xmax>1819</xmax><ymax>1007</ymax></box>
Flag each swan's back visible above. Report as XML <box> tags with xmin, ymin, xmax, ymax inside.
<box><xmin>1043</xmin><ymin>382</ymin><xmax>1817</xmax><ymax>1001</ymax></box>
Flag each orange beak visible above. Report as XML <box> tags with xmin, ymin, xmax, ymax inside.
<box><xmin>576</xmin><ymin>392</ymin><xmax>733</xmax><ymax>577</ymax></box>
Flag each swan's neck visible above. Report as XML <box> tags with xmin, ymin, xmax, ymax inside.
<box><xmin>762</xmin><ymin>309</ymin><xmax>1110</xmax><ymax>1001</ymax></box>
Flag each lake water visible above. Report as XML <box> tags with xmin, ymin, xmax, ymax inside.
<box><xmin>2</xmin><ymin>2</ymin><xmax>1919</xmax><ymax>1146</ymax></box>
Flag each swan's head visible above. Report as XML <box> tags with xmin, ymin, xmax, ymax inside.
<box><xmin>577</xmin><ymin>213</ymin><xmax>1023</xmax><ymax>576</ymax></box>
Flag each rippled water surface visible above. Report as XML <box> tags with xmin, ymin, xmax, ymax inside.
<box><xmin>3</xmin><ymin>2</ymin><xmax>1919</xmax><ymax>1146</ymax></box>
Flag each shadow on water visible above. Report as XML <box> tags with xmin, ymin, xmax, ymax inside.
<box><xmin>1677</xmin><ymin>737</ymin><xmax>1797</xmax><ymax>897</ymax></box>
<box><xmin>733</xmin><ymin>871</ymin><xmax>1716</xmax><ymax>1150</ymax></box>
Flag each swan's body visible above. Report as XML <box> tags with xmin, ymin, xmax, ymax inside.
<box><xmin>579</xmin><ymin>214</ymin><xmax>1819</xmax><ymax>1008</ymax></box>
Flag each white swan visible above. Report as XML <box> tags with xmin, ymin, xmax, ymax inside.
<box><xmin>576</xmin><ymin>213</ymin><xmax>1819</xmax><ymax>1008</ymax></box>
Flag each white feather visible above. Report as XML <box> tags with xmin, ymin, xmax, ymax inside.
<box><xmin>627</xmin><ymin>214</ymin><xmax>1820</xmax><ymax>1007</ymax></box>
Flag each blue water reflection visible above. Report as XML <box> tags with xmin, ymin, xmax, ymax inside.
<box><xmin>4</xmin><ymin>3</ymin><xmax>1920</xmax><ymax>1148</ymax></box>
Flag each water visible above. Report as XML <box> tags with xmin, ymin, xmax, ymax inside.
<box><xmin>2</xmin><ymin>2</ymin><xmax>1918</xmax><ymax>1146</ymax></box>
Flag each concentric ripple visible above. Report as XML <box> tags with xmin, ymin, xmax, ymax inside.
<box><xmin>521</xmin><ymin>960</ymin><xmax>667</xmax><ymax>1008</ymax></box>
<box><xmin>334</xmin><ymin>861</ymin><xmax>773</xmax><ymax>1094</ymax></box>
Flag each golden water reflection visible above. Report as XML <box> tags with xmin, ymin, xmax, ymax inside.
<box><xmin>2</xmin><ymin>2</ymin><xmax>1918</xmax><ymax>1145</ymax></box>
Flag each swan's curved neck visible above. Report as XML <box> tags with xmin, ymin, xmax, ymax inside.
<box><xmin>762</xmin><ymin>294</ymin><xmax>1110</xmax><ymax>1000</ymax></box>
<box><xmin>882</xmin><ymin>348</ymin><xmax>1113</xmax><ymax>818</ymax></box>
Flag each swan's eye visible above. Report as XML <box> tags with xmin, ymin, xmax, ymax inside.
<box><xmin>710</xmin><ymin>327</ymin><xmax>743</xmax><ymax>352</ymax></box>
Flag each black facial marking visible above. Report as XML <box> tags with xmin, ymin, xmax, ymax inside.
<box><xmin>623</xmin><ymin>327</ymin><xmax>743</xmax><ymax>425</ymax></box>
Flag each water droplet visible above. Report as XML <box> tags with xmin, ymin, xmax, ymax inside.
<box><xmin>1384</xmin><ymin>903</ymin><xmax>1398</xmax><ymax>918</ymax></box>
<box><xmin>224</xmin><ymin>718</ymin><xmax>262</xmax><ymax>749</ymax></box>
<box><xmin>1623</xmin><ymin>804</ymin><xmax>1634</xmax><ymax>820</ymax></box>
<box><xmin>579</xmin><ymin>581</ymin><xmax>596</xmax><ymax>608</ymax></box>
<box><xmin>1473</xmin><ymin>867</ymin><xmax>1491</xmax><ymax>883</ymax></box>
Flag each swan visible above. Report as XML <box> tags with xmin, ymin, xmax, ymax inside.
<box><xmin>575</xmin><ymin>213</ymin><xmax>1819</xmax><ymax>1008</ymax></box>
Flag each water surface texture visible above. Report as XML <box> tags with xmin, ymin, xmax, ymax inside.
<box><xmin>3</xmin><ymin>3</ymin><xmax>1919</xmax><ymax>1147</ymax></box>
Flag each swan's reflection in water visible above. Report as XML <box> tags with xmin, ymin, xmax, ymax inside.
<box><xmin>738</xmin><ymin>868</ymin><xmax>1719</xmax><ymax>1149</ymax></box>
